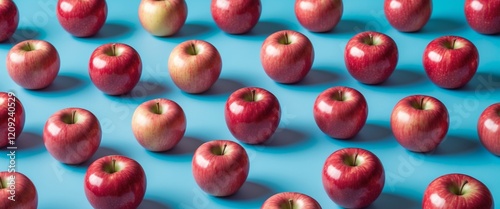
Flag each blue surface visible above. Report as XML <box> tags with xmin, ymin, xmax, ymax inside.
<box><xmin>1</xmin><ymin>0</ymin><xmax>500</xmax><ymax>208</ymax></box>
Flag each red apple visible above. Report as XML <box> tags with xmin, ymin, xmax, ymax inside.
<box><xmin>423</xmin><ymin>173</ymin><xmax>493</xmax><ymax>209</ymax></box>
<box><xmin>313</xmin><ymin>86</ymin><xmax>368</xmax><ymax>139</ymax></box>
<box><xmin>261</xmin><ymin>192</ymin><xmax>322</xmax><ymax>209</ymax></box>
<box><xmin>423</xmin><ymin>36</ymin><xmax>479</xmax><ymax>89</ymax></box>
<box><xmin>192</xmin><ymin>140</ymin><xmax>249</xmax><ymax>196</ymax></box>
<box><xmin>0</xmin><ymin>92</ymin><xmax>25</xmax><ymax>148</ymax></box>
<box><xmin>261</xmin><ymin>30</ymin><xmax>314</xmax><ymax>84</ymax></box>
<box><xmin>43</xmin><ymin>107</ymin><xmax>101</xmax><ymax>164</ymax></box>
<box><xmin>322</xmin><ymin>147</ymin><xmax>385</xmax><ymax>208</ymax></box>
<box><xmin>6</xmin><ymin>40</ymin><xmax>60</xmax><ymax>90</ymax></box>
<box><xmin>294</xmin><ymin>0</ymin><xmax>343</xmax><ymax>32</ymax></box>
<box><xmin>89</xmin><ymin>43</ymin><xmax>142</xmax><ymax>95</ymax></box>
<box><xmin>138</xmin><ymin>0</ymin><xmax>188</xmax><ymax>37</ymax></box>
<box><xmin>391</xmin><ymin>95</ymin><xmax>449</xmax><ymax>152</ymax></box>
<box><xmin>384</xmin><ymin>0</ymin><xmax>432</xmax><ymax>32</ymax></box>
<box><xmin>0</xmin><ymin>172</ymin><xmax>38</xmax><ymax>209</ymax></box>
<box><xmin>56</xmin><ymin>0</ymin><xmax>107</xmax><ymax>37</ymax></box>
<box><xmin>0</xmin><ymin>0</ymin><xmax>19</xmax><ymax>42</ymax></box>
<box><xmin>344</xmin><ymin>31</ymin><xmax>398</xmax><ymax>84</ymax></box>
<box><xmin>465</xmin><ymin>0</ymin><xmax>500</xmax><ymax>34</ymax></box>
<box><xmin>477</xmin><ymin>103</ymin><xmax>500</xmax><ymax>156</ymax></box>
<box><xmin>168</xmin><ymin>40</ymin><xmax>222</xmax><ymax>93</ymax></box>
<box><xmin>225</xmin><ymin>87</ymin><xmax>281</xmax><ymax>144</ymax></box>
<box><xmin>84</xmin><ymin>155</ymin><xmax>146</xmax><ymax>209</ymax></box>
<box><xmin>211</xmin><ymin>0</ymin><xmax>261</xmax><ymax>34</ymax></box>
<box><xmin>132</xmin><ymin>98</ymin><xmax>186</xmax><ymax>152</ymax></box>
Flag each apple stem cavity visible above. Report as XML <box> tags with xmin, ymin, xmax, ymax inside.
<box><xmin>0</xmin><ymin>177</ymin><xmax>3</xmax><ymax>189</ymax></box>
<box><xmin>459</xmin><ymin>180</ymin><xmax>468</xmax><ymax>195</ymax></box>
<box><xmin>189</xmin><ymin>43</ymin><xmax>198</xmax><ymax>55</ymax></box>
<box><xmin>71</xmin><ymin>110</ymin><xmax>76</xmax><ymax>124</ymax></box>
<box><xmin>353</xmin><ymin>152</ymin><xmax>359</xmax><ymax>166</ymax></box>
<box><xmin>23</xmin><ymin>42</ymin><xmax>34</xmax><ymax>51</ymax></box>
<box><xmin>221</xmin><ymin>144</ymin><xmax>227</xmax><ymax>155</ymax></box>
<box><xmin>288</xmin><ymin>199</ymin><xmax>294</xmax><ymax>209</ymax></box>
<box><xmin>280</xmin><ymin>33</ymin><xmax>292</xmax><ymax>45</ymax></box>
<box><xmin>154</xmin><ymin>102</ymin><xmax>161</xmax><ymax>114</ymax></box>
<box><xmin>333</xmin><ymin>90</ymin><xmax>345</xmax><ymax>101</ymax></box>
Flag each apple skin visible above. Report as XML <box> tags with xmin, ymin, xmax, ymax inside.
<box><xmin>294</xmin><ymin>0</ymin><xmax>343</xmax><ymax>32</ymax></box>
<box><xmin>225</xmin><ymin>87</ymin><xmax>281</xmax><ymax>144</ymax></box>
<box><xmin>84</xmin><ymin>155</ymin><xmax>146</xmax><ymax>209</ymax></box>
<box><xmin>260</xmin><ymin>30</ymin><xmax>315</xmax><ymax>84</ymax></box>
<box><xmin>391</xmin><ymin>95</ymin><xmax>449</xmax><ymax>152</ymax></box>
<box><xmin>89</xmin><ymin>43</ymin><xmax>142</xmax><ymax>95</ymax></box>
<box><xmin>313</xmin><ymin>86</ymin><xmax>368</xmax><ymax>139</ymax></box>
<box><xmin>0</xmin><ymin>92</ymin><xmax>25</xmax><ymax>148</ymax></box>
<box><xmin>261</xmin><ymin>192</ymin><xmax>322</xmax><ymax>209</ymax></box>
<box><xmin>0</xmin><ymin>172</ymin><xmax>38</xmax><ymax>209</ymax></box>
<box><xmin>43</xmin><ymin>107</ymin><xmax>102</xmax><ymax>165</ymax></box>
<box><xmin>132</xmin><ymin>98</ymin><xmax>186</xmax><ymax>152</ymax></box>
<box><xmin>465</xmin><ymin>0</ymin><xmax>500</xmax><ymax>34</ymax></box>
<box><xmin>423</xmin><ymin>173</ymin><xmax>494</xmax><ymax>209</ymax></box>
<box><xmin>56</xmin><ymin>0</ymin><xmax>107</xmax><ymax>37</ymax></box>
<box><xmin>168</xmin><ymin>40</ymin><xmax>222</xmax><ymax>94</ymax></box>
<box><xmin>0</xmin><ymin>0</ymin><xmax>19</xmax><ymax>42</ymax></box>
<box><xmin>384</xmin><ymin>0</ymin><xmax>432</xmax><ymax>32</ymax></box>
<box><xmin>192</xmin><ymin>140</ymin><xmax>249</xmax><ymax>197</ymax></box>
<box><xmin>6</xmin><ymin>40</ymin><xmax>60</xmax><ymax>90</ymax></box>
<box><xmin>138</xmin><ymin>0</ymin><xmax>188</xmax><ymax>37</ymax></box>
<box><xmin>344</xmin><ymin>31</ymin><xmax>398</xmax><ymax>84</ymax></box>
<box><xmin>423</xmin><ymin>36</ymin><xmax>479</xmax><ymax>89</ymax></box>
<box><xmin>322</xmin><ymin>147</ymin><xmax>385</xmax><ymax>209</ymax></box>
<box><xmin>211</xmin><ymin>0</ymin><xmax>261</xmax><ymax>34</ymax></box>
<box><xmin>477</xmin><ymin>103</ymin><xmax>500</xmax><ymax>156</ymax></box>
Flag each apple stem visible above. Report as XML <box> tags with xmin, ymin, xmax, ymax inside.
<box><xmin>190</xmin><ymin>43</ymin><xmax>197</xmax><ymax>55</ymax></box>
<box><xmin>459</xmin><ymin>180</ymin><xmax>468</xmax><ymax>195</ymax></box>
<box><xmin>353</xmin><ymin>152</ymin><xmax>359</xmax><ymax>166</ymax></box>
<box><xmin>369</xmin><ymin>34</ymin><xmax>373</xmax><ymax>45</ymax></box>
<box><xmin>285</xmin><ymin>33</ymin><xmax>289</xmax><ymax>44</ymax></box>
<box><xmin>222</xmin><ymin>144</ymin><xmax>227</xmax><ymax>155</ymax></box>
<box><xmin>26</xmin><ymin>42</ymin><xmax>33</xmax><ymax>51</ymax></box>
<box><xmin>112</xmin><ymin>44</ymin><xmax>116</xmax><ymax>56</ymax></box>
<box><xmin>338</xmin><ymin>90</ymin><xmax>343</xmax><ymax>101</ymax></box>
<box><xmin>251</xmin><ymin>89</ymin><xmax>256</xmax><ymax>101</ymax></box>
<box><xmin>288</xmin><ymin>199</ymin><xmax>293</xmax><ymax>209</ymax></box>
<box><xmin>155</xmin><ymin>102</ymin><xmax>161</xmax><ymax>114</ymax></box>
<box><xmin>111</xmin><ymin>158</ymin><xmax>116</xmax><ymax>173</ymax></box>
<box><xmin>420</xmin><ymin>97</ymin><xmax>425</xmax><ymax>110</ymax></box>
<box><xmin>0</xmin><ymin>177</ymin><xmax>3</xmax><ymax>189</ymax></box>
<box><xmin>71</xmin><ymin>110</ymin><xmax>76</xmax><ymax>124</ymax></box>
<box><xmin>452</xmin><ymin>39</ymin><xmax>456</xmax><ymax>49</ymax></box>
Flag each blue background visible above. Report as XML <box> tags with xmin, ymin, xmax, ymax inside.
<box><xmin>1</xmin><ymin>0</ymin><xmax>500</xmax><ymax>208</ymax></box>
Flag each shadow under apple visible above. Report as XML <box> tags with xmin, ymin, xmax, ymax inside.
<box><xmin>138</xmin><ymin>199</ymin><xmax>172</xmax><ymax>209</ymax></box>
<box><xmin>213</xmin><ymin>181</ymin><xmax>273</xmax><ymax>208</ymax></box>
<box><xmin>367</xmin><ymin>193</ymin><xmax>420</xmax><ymax>209</ymax></box>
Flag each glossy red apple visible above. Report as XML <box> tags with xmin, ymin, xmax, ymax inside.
<box><xmin>225</xmin><ymin>87</ymin><xmax>281</xmax><ymax>144</ymax></box>
<box><xmin>0</xmin><ymin>0</ymin><xmax>19</xmax><ymax>42</ymax></box>
<box><xmin>168</xmin><ymin>40</ymin><xmax>222</xmax><ymax>93</ymax></box>
<box><xmin>138</xmin><ymin>0</ymin><xmax>188</xmax><ymax>36</ymax></box>
<box><xmin>423</xmin><ymin>36</ymin><xmax>479</xmax><ymax>89</ymax></box>
<box><xmin>313</xmin><ymin>86</ymin><xmax>368</xmax><ymax>139</ymax></box>
<box><xmin>211</xmin><ymin>0</ymin><xmax>261</xmax><ymax>34</ymax></box>
<box><xmin>322</xmin><ymin>147</ymin><xmax>385</xmax><ymax>208</ymax></box>
<box><xmin>0</xmin><ymin>92</ymin><xmax>25</xmax><ymax>148</ymax></box>
<box><xmin>261</xmin><ymin>30</ymin><xmax>314</xmax><ymax>84</ymax></box>
<box><xmin>56</xmin><ymin>0</ymin><xmax>107</xmax><ymax>37</ymax></box>
<box><xmin>423</xmin><ymin>173</ymin><xmax>493</xmax><ymax>209</ymax></box>
<box><xmin>0</xmin><ymin>171</ymin><xmax>38</xmax><ymax>209</ymax></box>
<box><xmin>7</xmin><ymin>40</ymin><xmax>60</xmax><ymax>90</ymax></box>
<box><xmin>384</xmin><ymin>0</ymin><xmax>432</xmax><ymax>32</ymax></box>
<box><xmin>84</xmin><ymin>155</ymin><xmax>146</xmax><ymax>209</ymax></box>
<box><xmin>344</xmin><ymin>31</ymin><xmax>398</xmax><ymax>84</ymax></box>
<box><xmin>261</xmin><ymin>192</ymin><xmax>322</xmax><ymax>209</ymax></box>
<box><xmin>294</xmin><ymin>0</ymin><xmax>343</xmax><ymax>32</ymax></box>
<box><xmin>89</xmin><ymin>43</ymin><xmax>142</xmax><ymax>95</ymax></box>
<box><xmin>391</xmin><ymin>95</ymin><xmax>449</xmax><ymax>152</ymax></box>
<box><xmin>465</xmin><ymin>0</ymin><xmax>500</xmax><ymax>34</ymax></box>
<box><xmin>478</xmin><ymin>103</ymin><xmax>500</xmax><ymax>156</ymax></box>
<box><xmin>192</xmin><ymin>140</ymin><xmax>249</xmax><ymax>197</ymax></box>
<box><xmin>132</xmin><ymin>98</ymin><xmax>186</xmax><ymax>152</ymax></box>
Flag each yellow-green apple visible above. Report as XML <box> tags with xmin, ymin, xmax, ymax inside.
<box><xmin>423</xmin><ymin>173</ymin><xmax>493</xmax><ymax>209</ymax></box>
<box><xmin>391</xmin><ymin>95</ymin><xmax>449</xmax><ymax>152</ymax></box>
<box><xmin>423</xmin><ymin>36</ymin><xmax>478</xmax><ymax>89</ymax></box>
<box><xmin>0</xmin><ymin>0</ymin><xmax>19</xmax><ymax>42</ymax></box>
<box><xmin>56</xmin><ymin>0</ymin><xmax>107</xmax><ymax>37</ymax></box>
<box><xmin>477</xmin><ymin>103</ymin><xmax>500</xmax><ymax>156</ymax></box>
<box><xmin>294</xmin><ymin>0</ymin><xmax>343</xmax><ymax>32</ymax></box>
<box><xmin>465</xmin><ymin>0</ymin><xmax>500</xmax><ymax>34</ymax></box>
<box><xmin>211</xmin><ymin>0</ymin><xmax>261</xmax><ymax>34</ymax></box>
<box><xmin>322</xmin><ymin>147</ymin><xmax>385</xmax><ymax>208</ymax></box>
<box><xmin>313</xmin><ymin>86</ymin><xmax>368</xmax><ymax>139</ymax></box>
<box><xmin>261</xmin><ymin>192</ymin><xmax>322</xmax><ymax>209</ymax></box>
<box><xmin>0</xmin><ymin>92</ymin><xmax>25</xmax><ymax>148</ymax></box>
<box><xmin>138</xmin><ymin>0</ymin><xmax>187</xmax><ymax>37</ymax></box>
<box><xmin>168</xmin><ymin>40</ymin><xmax>222</xmax><ymax>93</ymax></box>
<box><xmin>43</xmin><ymin>107</ymin><xmax>101</xmax><ymax>164</ymax></box>
<box><xmin>384</xmin><ymin>0</ymin><xmax>432</xmax><ymax>32</ymax></box>
<box><xmin>89</xmin><ymin>43</ymin><xmax>142</xmax><ymax>95</ymax></box>
<box><xmin>0</xmin><ymin>172</ymin><xmax>38</xmax><ymax>209</ymax></box>
<box><xmin>84</xmin><ymin>155</ymin><xmax>146</xmax><ymax>209</ymax></box>
<box><xmin>344</xmin><ymin>31</ymin><xmax>398</xmax><ymax>84</ymax></box>
<box><xmin>6</xmin><ymin>40</ymin><xmax>60</xmax><ymax>90</ymax></box>
<box><xmin>131</xmin><ymin>98</ymin><xmax>186</xmax><ymax>152</ymax></box>
<box><xmin>225</xmin><ymin>87</ymin><xmax>281</xmax><ymax>144</ymax></box>
<box><xmin>192</xmin><ymin>140</ymin><xmax>249</xmax><ymax>196</ymax></box>
<box><xmin>260</xmin><ymin>30</ymin><xmax>314</xmax><ymax>84</ymax></box>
